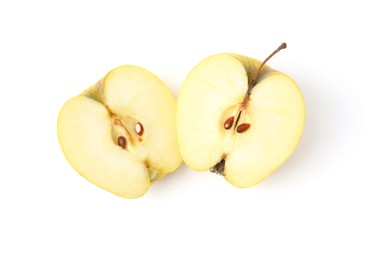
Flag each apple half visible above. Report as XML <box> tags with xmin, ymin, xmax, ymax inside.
<box><xmin>177</xmin><ymin>44</ymin><xmax>305</xmax><ymax>188</ymax></box>
<box><xmin>58</xmin><ymin>65</ymin><xmax>182</xmax><ymax>198</ymax></box>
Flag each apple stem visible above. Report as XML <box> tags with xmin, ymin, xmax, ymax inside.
<box><xmin>248</xmin><ymin>42</ymin><xmax>287</xmax><ymax>92</ymax></box>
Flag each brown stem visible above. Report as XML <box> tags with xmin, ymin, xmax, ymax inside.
<box><xmin>248</xmin><ymin>42</ymin><xmax>287</xmax><ymax>93</ymax></box>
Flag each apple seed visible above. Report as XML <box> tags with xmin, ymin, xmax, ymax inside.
<box><xmin>118</xmin><ymin>136</ymin><xmax>126</xmax><ymax>149</ymax></box>
<box><xmin>135</xmin><ymin>122</ymin><xmax>144</xmax><ymax>136</ymax></box>
<box><xmin>224</xmin><ymin>116</ymin><xmax>234</xmax><ymax>130</ymax></box>
<box><xmin>236</xmin><ymin>123</ymin><xmax>251</xmax><ymax>133</ymax></box>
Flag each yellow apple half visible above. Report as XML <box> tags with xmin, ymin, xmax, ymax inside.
<box><xmin>177</xmin><ymin>53</ymin><xmax>305</xmax><ymax>188</ymax></box>
<box><xmin>58</xmin><ymin>65</ymin><xmax>181</xmax><ymax>198</ymax></box>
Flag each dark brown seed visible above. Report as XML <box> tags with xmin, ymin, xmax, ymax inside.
<box><xmin>118</xmin><ymin>136</ymin><xmax>126</xmax><ymax>149</ymax></box>
<box><xmin>135</xmin><ymin>122</ymin><xmax>144</xmax><ymax>136</ymax></box>
<box><xmin>236</xmin><ymin>123</ymin><xmax>251</xmax><ymax>133</ymax></box>
<box><xmin>224</xmin><ymin>116</ymin><xmax>234</xmax><ymax>130</ymax></box>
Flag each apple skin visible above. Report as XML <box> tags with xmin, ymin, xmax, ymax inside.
<box><xmin>58</xmin><ymin>65</ymin><xmax>182</xmax><ymax>198</ymax></box>
<box><xmin>176</xmin><ymin>54</ymin><xmax>305</xmax><ymax>188</ymax></box>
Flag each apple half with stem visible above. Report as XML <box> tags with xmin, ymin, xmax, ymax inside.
<box><xmin>58</xmin><ymin>65</ymin><xmax>182</xmax><ymax>198</ymax></box>
<box><xmin>177</xmin><ymin>43</ymin><xmax>305</xmax><ymax>188</ymax></box>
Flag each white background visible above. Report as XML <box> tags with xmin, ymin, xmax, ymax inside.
<box><xmin>1</xmin><ymin>0</ymin><xmax>389</xmax><ymax>259</ymax></box>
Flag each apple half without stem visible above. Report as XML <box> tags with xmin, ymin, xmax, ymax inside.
<box><xmin>177</xmin><ymin>44</ymin><xmax>305</xmax><ymax>188</ymax></box>
<box><xmin>58</xmin><ymin>65</ymin><xmax>182</xmax><ymax>198</ymax></box>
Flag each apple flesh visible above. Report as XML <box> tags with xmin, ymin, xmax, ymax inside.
<box><xmin>58</xmin><ymin>65</ymin><xmax>181</xmax><ymax>198</ymax></box>
<box><xmin>177</xmin><ymin>51</ymin><xmax>305</xmax><ymax>187</ymax></box>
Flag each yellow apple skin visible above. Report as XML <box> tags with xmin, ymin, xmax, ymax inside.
<box><xmin>58</xmin><ymin>65</ymin><xmax>182</xmax><ymax>198</ymax></box>
<box><xmin>177</xmin><ymin>54</ymin><xmax>305</xmax><ymax>188</ymax></box>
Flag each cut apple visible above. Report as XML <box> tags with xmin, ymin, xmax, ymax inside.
<box><xmin>177</xmin><ymin>44</ymin><xmax>305</xmax><ymax>188</ymax></box>
<box><xmin>58</xmin><ymin>65</ymin><xmax>181</xmax><ymax>198</ymax></box>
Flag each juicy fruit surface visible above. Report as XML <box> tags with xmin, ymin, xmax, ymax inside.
<box><xmin>58</xmin><ymin>96</ymin><xmax>150</xmax><ymax>198</ymax></box>
<box><xmin>58</xmin><ymin>65</ymin><xmax>181</xmax><ymax>198</ymax></box>
<box><xmin>177</xmin><ymin>54</ymin><xmax>305</xmax><ymax>187</ymax></box>
<box><xmin>177</xmin><ymin>55</ymin><xmax>248</xmax><ymax>170</ymax></box>
<box><xmin>103</xmin><ymin>66</ymin><xmax>181</xmax><ymax>174</ymax></box>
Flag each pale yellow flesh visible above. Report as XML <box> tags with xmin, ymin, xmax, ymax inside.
<box><xmin>177</xmin><ymin>54</ymin><xmax>305</xmax><ymax>188</ymax></box>
<box><xmin>58</xmin><ymin>65</ymin><xmax>181</xmax><ymax>198</ymax></box>
<box><xmin>58</xmin><ymin>96</ymin><xmax>150</xmax><ymax>198</ymax></box>
<box><xmin>104</xmin><ymin>66</ymin><xmax>181</xmax><ymax>174</ymax></box>
<box><xmin>176</xmin><ymin>55</ymin><xmax>248</xmax><ymax>170</ymax></box>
